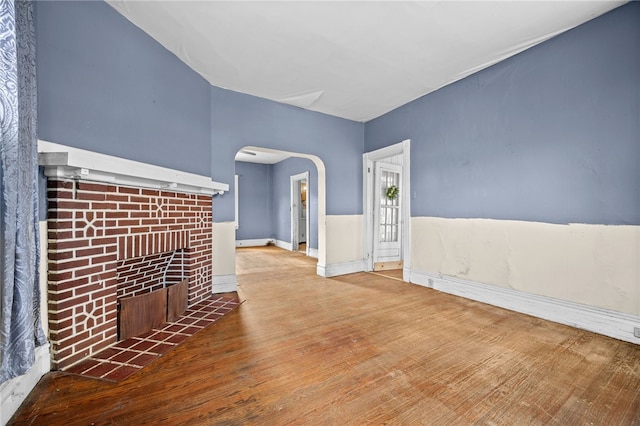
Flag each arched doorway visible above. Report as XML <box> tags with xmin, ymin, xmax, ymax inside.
<box><xmin>234</xmin><ymin>146</ymin><xmax>327</xmax><ymax>274</ymax></box>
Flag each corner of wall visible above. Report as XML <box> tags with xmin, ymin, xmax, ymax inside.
<box><xmin>0</xmin><ymin>343</ymin><xmax>51</xmax><ymax>426</ymax></box>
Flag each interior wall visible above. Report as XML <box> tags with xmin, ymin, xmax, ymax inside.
<box><xmin>271</xmin><ymin>157</ymin><xmax>318</xmax><ymax>249</ymax></box>
<box><xmin>235</xmin><ymin>161</ymin><xmax>272</xmax><ymax>241</ymax></box>
<box><xmin>325</xmin><ymin>215</ymin><xmax>363</xmax><ymax>268</ymax></box>
<box><xmin>365</xmin><ymin>3</ymin><xmax>640</xmax><ymax>317</ymax></box>
<box><xmin>212</xmin><ymin>222</ymin><xmax>238</xmax><ymax>293</ymax></box>
<box><xmin>35</xmin><ymin>1</ymin><xmax>212</xmax><ymax>177</ymax></box>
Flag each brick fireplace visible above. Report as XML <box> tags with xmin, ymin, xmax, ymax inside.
<box><xmin>39</xmin><ymin>141</ymin><xmax>228</xmax><ymax>370</ymax></box>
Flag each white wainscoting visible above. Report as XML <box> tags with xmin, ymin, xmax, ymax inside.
<box><xmin>411</xmin><ymin>217</ymin><xmax>640</xmax><ymax>316</ymax></box>
<box><xmin>212</xmin><ymin>221</ymin><xmax>237</xmax><ymax>294</ymax></box>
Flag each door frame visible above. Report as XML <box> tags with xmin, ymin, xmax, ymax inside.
<box><xmin>290</xmin><ymin>171</ymin><xmax>309</xmax><ymax>255</ymax></box>
<box><xmin>363</xmin><ymin>140</ymin><xmax>411</xmax><ymax>278</ymax></box>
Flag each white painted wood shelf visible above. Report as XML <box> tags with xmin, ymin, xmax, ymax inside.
<box><xmin>38</xmin><ymin>140</ymin><xmax>228</xmax><ymax>196</ymax></box>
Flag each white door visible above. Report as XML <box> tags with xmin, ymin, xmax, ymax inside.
<box><xmin>373</xmin><ymin>162</ymin><xmax>402</xmax><ymax>270</ymax></box>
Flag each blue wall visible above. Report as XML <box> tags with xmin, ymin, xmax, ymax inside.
<box><xmin>36</xmin><ymin>1</ymin><xmax>212</xmax><ymax>176</ymax></box>
<box><xmin>365</xmin><ymin>3</ymin><xmax>639</xmax><ymax>226</ymax></box>
<box><xmin>211</xmin><ymin>87</ymin><xmax>364</xmax><ymax>222</ymax></box>
<box><xmin>271</xmin><ymin>158</ymin><xmax>318</xmax><ymax>249</ymax></box>
<box><xmin>235</xmin><ymin>161</ymin><xmax>272</xmax><ymax>240</ymax></box>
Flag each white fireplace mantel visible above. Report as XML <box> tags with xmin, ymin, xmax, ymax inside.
<box><xmin>38</xmin><ymin>140</ymin><xmax>228</xmax><ymax>196</ymax></box>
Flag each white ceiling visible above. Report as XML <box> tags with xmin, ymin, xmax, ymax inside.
<box><xmin>107</xmin><ymin>1</ymin><xmax>624</xmax><ymax>124</ymax></box>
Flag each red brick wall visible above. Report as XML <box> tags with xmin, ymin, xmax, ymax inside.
<box><xmin>47</xmin><ymin>179</ymin><xmax>213</xmax><ymax>369</ymax></box>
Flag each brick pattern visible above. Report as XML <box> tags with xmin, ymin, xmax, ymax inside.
<box><xmin>116</xmin><ymin>250</ymin><xmax>186</xmax><ymax>299</ymax></box>
<box><xmin>47</xmin><ymin>179</ymin><xmax>213</xmax><ymax>370</ymax></box>
<box><xmin>118</xmin><ymin>230</ymin><xmax>190</xmax><ymax>259</ymax></box>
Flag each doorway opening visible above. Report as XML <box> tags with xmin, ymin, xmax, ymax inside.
<box><xmin>363</xmin><ymin>140</ymin><xmax>411</xmax><ymax>280</ymax></box>
<box><xmin>373</xmin><ymin>161</ymin><xmax>402</xmax><ymax>271</ymax></box>
<box><xmin>291</xmin><ymin>171</ymin><xmax>309</xmax><ymax>255</ymax></box>
<box><xmin>234</xmin><ymin>146</ymin><xmax>327</xmax><ymax>275</ymax></box>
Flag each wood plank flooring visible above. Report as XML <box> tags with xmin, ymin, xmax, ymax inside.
<box><xmin>9</xmin><ymin>246</ymin><xmax>640</xmax><ymax>425</ymax></box>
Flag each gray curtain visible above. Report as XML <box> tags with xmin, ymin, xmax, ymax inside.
<box><xmin>0</xmin><ymin>0</ymin><xmax>46</xmax><ymax>384</ymax></box>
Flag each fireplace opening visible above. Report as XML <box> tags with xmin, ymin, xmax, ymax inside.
<box><xmin>116</xmin><ymin>249</ymin><xmax>189</xmax><ymax>340</ymax></box>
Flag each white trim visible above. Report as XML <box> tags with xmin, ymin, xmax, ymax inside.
<box><xmin>236</xmin><ymin>238</ymin><xmax>275</xmax><ymax>247</ymax></box>
<box><xmin>212</xmin><ymin>274</ymin><xmax>238</xmax><ymax>293</ymax></box>
<box><xmin>308</xmin><ymin>248</ymin><xmax>319</xmax><ymax>259</ymax></box>
<box><xmin>38</xmin><ymin>140</ymin><xmax>228</xmax><ymax>196</ymax></box>
<box><xmin>1</xmin><ymin>343</ymin><xmax>51</xmax><ymax>425</ymax></box>
<box><xmin>275</xmin><ymin>239</ymin><xmax>293</xmax><ymax>251</ymax></box>
<box><xmin>234</xmin><ymin>174</ymin><xmax>239</xmax><ymax>229</ymax></box>
<box><xmin>317</xmin><ymin>264</ymin><xmax>327</xmax><ymax>277</ymax></box>
<box><xmin>402</xmin><ymin>267</ymin><xmax>413</xmax><ymax>285</ymax></box>
<box><xmin>363</xmin><ymin>140</ymin><xmax>411</xmax><ymax>273</ymax></box>
<box><xmin>411</xmin><ymin>270</ymin><xmax>640</xmax><ymax>345</ymax></box>
<box><xmin>318</xmin><ymin>260</ymin><xmax>366</xmax><ymax>278</ymax></box>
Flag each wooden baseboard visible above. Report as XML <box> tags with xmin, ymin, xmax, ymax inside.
<box><xmin>318</xmin><ymin>260</ymin><xmax>366</xmax><ymax>277</ymax></box>
<box><xmin>410</xmin><ymin>270</ymin><xmax>640</xmax><ymax>345</ymax></box>
<box><xmin>274</xmin><ymin>240</ymin><xmax>293</xmax><ymax>251</ymax></box>
<box><xmin>235</xmin><ymin>239</ymin><xmax>274</xmax><ymax>247</ymax></box>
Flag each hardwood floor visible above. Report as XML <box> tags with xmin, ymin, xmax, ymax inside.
<box><xmin>9</xmin><ymin>246</ymin><xmax>640</xmax><ymax>425</ymax></box>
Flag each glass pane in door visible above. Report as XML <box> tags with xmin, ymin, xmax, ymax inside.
<box><xmin>379</xmin><ymin>170</ymin><xmax>400</xmax><ymax>243</ymax></box>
